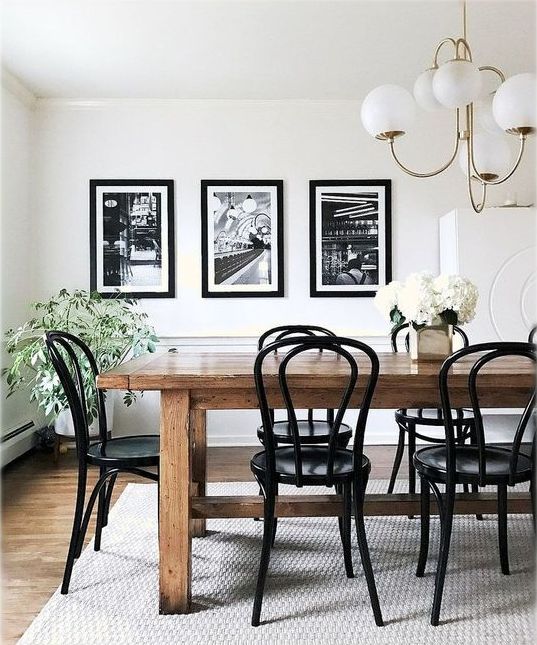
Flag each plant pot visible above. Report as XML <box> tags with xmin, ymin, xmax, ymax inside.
<box><xmin>409</xmin><ymin>324</ymin><xmax>453</xmax><ymax>362</ymax></box>
<box><xmin>54</xmin><ymin>394</ymin><xmax>115</xmax><ymax>438</ymax></box>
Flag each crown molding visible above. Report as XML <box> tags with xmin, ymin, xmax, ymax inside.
<box><xmin>1</xmin><ymin>68</ymin><xmax>37</xmax><ymax>109</ymax></box>
<box><xmin>35</xmin><ymin>97</ymin><xmax>360</xmax><ymax>110</ymax></box>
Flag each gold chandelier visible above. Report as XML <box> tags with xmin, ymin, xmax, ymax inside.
<box><xmin>360</xmin><ymin>0</ymin><xmax>535</xmax><ymax>212</ymax></box>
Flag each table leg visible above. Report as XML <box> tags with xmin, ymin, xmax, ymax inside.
<box><xmin>159</xmin><ymin>389</ymin><xmax>192</xmax><ymax>614</ymax></box>
<box><xmin>191</xmin><ymin>409</ymin><xmax>207</xmax><ymax>538</ymax></box>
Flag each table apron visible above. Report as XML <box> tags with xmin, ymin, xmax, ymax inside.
<box><xmin>189</xmin><ymin>387</ymin><xmax>532</xmax><ymax>410</ymax></box>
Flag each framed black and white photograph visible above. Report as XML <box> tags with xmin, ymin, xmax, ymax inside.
<box><xmin>201</xmin><ymin>180</ymin><xmax>284</xmax><ymax>298</ymax></box>
<box><xmin>90</xmin><ymin>179</ymin><xmax>175</xmax><ymax>299</ymax></box>
<box><xmin>309</xmin><ymin>180</ymin><xmax>391</xmax><ymax>297</ymax></box>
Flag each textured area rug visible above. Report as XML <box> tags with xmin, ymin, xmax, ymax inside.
<box><xmin>19</xmin><ymin>481</ymin><xmax>535</xmax><ymax>645</ymax></box>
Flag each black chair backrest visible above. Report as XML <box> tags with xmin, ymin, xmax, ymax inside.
<box><xmin>528</xmin><ymin>326</ymin><xmax>537</xmax><ymax>344</ymax></box>
<box><xmin>258</xmin><ymin>325</ymin><xmax>336</xmax><ymax>351</ymax></box>
<box><xmin>258</xmin><ymin>325</ymin><xmax>337</xmax><ymax>424</ymax></box>
<box><xmin>254</xmin><ymin>336</ymin><xmax>379</xmax><ymax>488</ymax></box>
<box><xmin>439</xmin><ymin>342</ymin><xmax>535</xmax><ymax>487</ymax></box>
<box><xmin>45</xmin><ymin>330</ymin><xmax>107</xmax><ymax>458</ymax></box>
<box><xmin>391</xmin><ymin>321</ymin><xmax>469</xmax><ymax>353</ymax></box>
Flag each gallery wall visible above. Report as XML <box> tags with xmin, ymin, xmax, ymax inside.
<box><xmin>30</xmin><ymin>99</ymin><xmax>535</xmax><ymax>336</ymax></box>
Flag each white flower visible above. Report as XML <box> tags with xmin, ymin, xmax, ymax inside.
<box><xmin>434</xmin><ymin>274</ymin><xmax>478</xmax><ymax>324</ymax></box>
<box><xmin>374</xmin><ymin>281</ymin><xmax>403</xmax><ymax>322</ymax></box>
<box><xmin>376</xmin><ymin>272</ymin><xmax>478</xmax><ymax>327</ymax></box>
<box><xmin>398</xmin><ymin>272</ymin><xmax>439</xmax><ymax>326</ymax></box>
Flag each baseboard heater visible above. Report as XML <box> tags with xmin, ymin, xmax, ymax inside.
<box><xmin>1</xmin><ymin>420</ymin><xmax>35</xmax><ymax>443</ymax></box>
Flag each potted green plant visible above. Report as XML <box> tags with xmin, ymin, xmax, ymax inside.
<box><xmin>3</xmin><ymin>289</ymin><xmax>158</xmax><ymax>437</ymax></box>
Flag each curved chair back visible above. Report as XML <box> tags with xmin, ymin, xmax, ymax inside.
<box><xmin>258</xmin><ymin>325</ymin><xmax>337</xmax><ymax>424</ymax></box>
<box><xmin>258</xmin><ymin>325</ymin><xmax>336</xmax><ymax>351</ymax></box>
<box><xmin>439</xmin><ymin>342</ymin><xmax>535</xmax><ymax>487</ymax></box>
<box><xmin>45</xmin><ymin>331</ymin><xmax>107</xmax><ymax>459</ymax></box>
<box><xmin>254</xmin><ymin>336</ymin><xmax>379</xmax><ymax>488</ymax></box>
<box><xmin>391</xmin><ymin>321</ymin><xmax>469</xmax><ymax>353</ymax></box>
<box><xmin>528</xmin><ymin>326</ymin><xmax>537</xmax><ymax>343</ymax></box>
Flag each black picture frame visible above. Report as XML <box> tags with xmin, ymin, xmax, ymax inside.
<box><xmin>90</xmin><ymin>179</ymin><xmax>175</xmax><ymax>299</ymax></box>
<box><xmin>201</xmin><ymin>180</ymin><xmax>284</xmax><ymax>298</ymax></box>
<box><xmin>309</xmin><ymin>179</ymin><xmax>392</xmax><ymax>297</ymax></box>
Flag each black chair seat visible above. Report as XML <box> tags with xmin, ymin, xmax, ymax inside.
<box><xmin>251</xmin><ymin>445</ymin><xmax>370</xmax><ymax>484</ymax></box>
<box><xmin>87</xmin><ymin>435</ymin><xmax>160</xmax><ymax>468</ymax></box>
<box><xmin>257</xmin><ymin>419</ymin><xmax>352</xmax><ymax>444</ymax></box>
<box><xmin>395</xmin><ymin>408</ymin><xmax>474</xmax><ymax>427</ymax></box>
<box><xmin>414</xmin><ymin>445</ymin><xmax>532</xmax><ymax>485</ymax></box>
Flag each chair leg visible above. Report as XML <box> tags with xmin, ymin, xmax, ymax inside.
<box><xmin>252</xmin><ymin>487</ymin><xmax>276</xmax><ymax>627</ymax></box>
<box><xmin>387</xmin><ymin>424</ymin><xmax>406</xmax><ymax>494</ymax></box>
<box><xmin>61</xmin><ymin>464</ymin><xmax>87</xmax><ymax>594</ymax></box>
<box><xmin>431</xmin><ymin>482</ymin><xmax>456</xmax><ymax>626</ymax></box>
<box><xmin>530</xmin><ymin>477</ymin><xmax>535</xmax><ymax>533</ymax></box>
<box><xmin>94</xmin><ymin>466</ymin><xmax>107</xmax><ymax>551</ymax></box>
<box><xmin>253</xmin><ymin>485</ymin><xmax>263</xmax><ymax>522</ymax></box>
<box><xmin>497</xmin><ymin>484</ymin><xmax>510</xmax><ymax>575</ymax></box>
<box><xmin>472</xmin><ymin>482</ymin><xmax>483</xmax><ymax>521</ymax></box>
<box><xmin>457</xmin><ymin>425</ymin><xmax>469</xmax><ymax>494</ymax></box>
<box><xmin>353</xmin><ymin>476</ymin><xmax>383</xmax><ymax>627</ymax></box>
<box><xmin>102</xmin><ymin>472</ymin><xmax>118</xmax><ymax>528</ymax></box>
<box><xmin>75</xmin><ymin>470</ymin><xmax>116</xmax><ymax>558</ymax></box>
<box><xmin>416</xmin><ymin>477</ymin><xmax>430</xmax><ymax>577</ymax></box>
<box><xmin>407</xmin><ymin>424</ymin><xmax>416</xmax><ymax>518</ymax></box>
<box><xmin>467</xmin><ymin>423</ymin><xmax>483</xmax><ymax>520</ymax></box>
<box><xmin>337</xmin><ymin>482</ymin><xmax>354</xmax><ymax>578</ymax></box>
<box><xmin>271</xmin><ymin>482</ymin><xmax>279</xmax><ymax>547</ymax></box>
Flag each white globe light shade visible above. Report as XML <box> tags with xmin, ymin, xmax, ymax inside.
<box><xmin>242</xmin><ymin>195</ymin><xmax>257</xmax><ymax>213</ymax></box>
<box><xmin>210</xmin><ymin>194</ymin><xmax>222</xmax><ymax>212</ymax></box>
<box><xmin>458</xmin><ymin>132</ymin><xmax>511</xmax><ymax>179</ymax></box>
<box><xmin>360</xmin><ymin>84</ymin><xmax>416</xmax><ymax>139</ymax></box>
<box><xmin>432</xmin><ymin>59</ymin><xmax>482</xmax><ymax>109</ymax></box>
<box><xmin>475</xmin><ymin>93</ymin><xmax>504</xmax><ymax>134</ymax></box>
<box><xmin>492</xmin><ymin>73</ymin><xmax>536</xmax><ymax>134</ymax></box>
<box><xmin>413</xmin><ymin>69</ymin><xmax>443</xmax><ymax>111</ymax></box>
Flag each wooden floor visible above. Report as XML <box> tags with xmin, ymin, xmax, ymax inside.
<box><xmin>1</xmin><ymin>445</ymin><xmax>403</xmax><ymax>644</ymax></box>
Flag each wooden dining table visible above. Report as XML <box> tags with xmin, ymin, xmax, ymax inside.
<box><xmin>97</xmin><ymin>349</ymin><xmax>534</xmax><ymax>615</ymax></box>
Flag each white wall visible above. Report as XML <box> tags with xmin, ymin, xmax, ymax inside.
<box><xmin>28</xmin><ymin>98</ymin><xmax>535</xmax><ymax>444</ymax></box>
<box><xmin>32</xmin><ymin>99</ymin><xmax>535</xmax><ymax>335</ymax></box>
<box><xmin>0</xmin><ymin>75</ymin><xmax>42</xmax><ymax>462</ymax></box>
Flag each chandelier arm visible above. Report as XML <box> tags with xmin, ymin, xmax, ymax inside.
<box><xmin>478</xmin><ymin>65</ymin><xmax>506</xmax><ymax>84</ymax></box>
<box><xmin>433</xmin><ymin>38</ymin><xmax>458</xmax><ymax>68</ymax></box>
<box><xmin>478</xmin><ymin>137</ymin><xmax>526</xmax><ymax>186</ymax></box>
<box><xmin>465</xmin><ymin>125</ymin><xmax>487</xmax><ymax>212</ymax></box>
<box><xmin>455</xmin><ymin>37</ymin><xmax>472</xmax><ymax>61</ymax></box>
<box><xmin>388</xmin><ymin>110</ymin><xmax>460</xmax><ymax>178</ymax></box>
<box><xmin>467</xmin><ymin>176</ymin><xmax>487</xmax><ymax>213</ymax></box>
<box><xmin>467</xmin><ymin>103</ymin><xmax>527</xmax><ymax>185</ymax></box>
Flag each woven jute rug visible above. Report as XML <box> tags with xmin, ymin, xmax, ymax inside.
<box><xmin>18</xmin><ymin>481</ymin><xmax>535</xmax><ymax>645</ymax></box>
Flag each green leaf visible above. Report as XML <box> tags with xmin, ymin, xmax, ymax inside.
<box><xmin>440</xmin><ymin>309</ymin><xmax>458</xmax><ymax>326</ymax></box>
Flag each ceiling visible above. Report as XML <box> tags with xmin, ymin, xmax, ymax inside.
<box><xmin>1</xmin><ymin>0</ymin><xmax>535</xmax><ymax>99</ymax></box>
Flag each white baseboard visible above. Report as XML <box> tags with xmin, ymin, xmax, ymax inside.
<box><xmin>1</xmin><ymin>426</ymin><xmax>38</xmax><ymax>467</ymax></box>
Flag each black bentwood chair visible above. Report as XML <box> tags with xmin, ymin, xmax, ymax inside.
<box><xmin>250</xmin><ymin>336</ymin><xmax>383</xmax><ymax>627</ymax></box>
<box><xmin>528</xmin><ymin>326</ymin><xmax>537</xmax><ymax>343</ymax></box>
<box><xmin>388</xmin><ymin>322</ymin><xmax>477</xmax><ymax>500</ymax></box>
<box><xmin>256</xmin><ymin>325</ymin><xmax>352</xmax><ymax>448</ymax></box>
<box><xmin>45</xmin><ymin>331</ymin><xmax>159</xmax><ymax>594</ymax></box>
<box><xmin>414</xmin><ymin>342</ymin><xmax>535</xmax><ymax>626</ymax></box>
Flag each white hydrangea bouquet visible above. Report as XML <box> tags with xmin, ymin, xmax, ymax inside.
<box><xmin>375</xmin><ymin>271</ymin><xmax>478</xmax><ymax>330</ymax></box>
